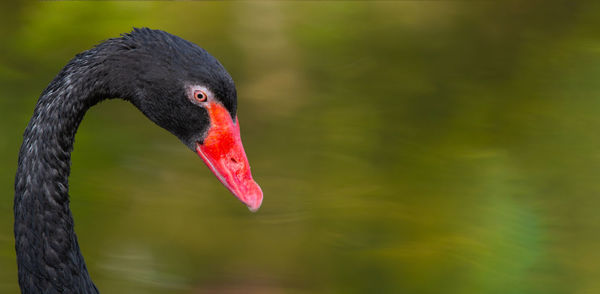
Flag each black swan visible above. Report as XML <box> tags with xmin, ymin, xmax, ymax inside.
<box><xmin>14</xmin><ymin>28</ymin><xmax>263</xmax><ymax>293</ymax></box>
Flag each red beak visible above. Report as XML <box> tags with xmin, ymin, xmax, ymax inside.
<box><xmin>195</xmin><ymin>102</ymin><xmax>263</xmax><ymax>212</ymax></box>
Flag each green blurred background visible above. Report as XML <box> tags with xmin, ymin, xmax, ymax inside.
<box><xmin>1</xmin><ymin>1</ymin><xmax>600</xmax><ymax>293</ymax></box>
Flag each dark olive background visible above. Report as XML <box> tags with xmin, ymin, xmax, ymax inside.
<box><xmin>1</xmin><ymin>1</ymin><xmax>599</xmax><ymax>293</ymax></box>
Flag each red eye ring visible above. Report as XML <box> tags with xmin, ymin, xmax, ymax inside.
<box><xmin>194</xmin><ymin>90</ymin><xmax>208</xmax><ymax>102</ymax></box>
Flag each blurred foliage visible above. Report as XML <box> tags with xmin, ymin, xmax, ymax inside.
<box><xmin>1</xmin><ymin>1</ymin><xmax>600</xmax><ymax>293</ymax></box>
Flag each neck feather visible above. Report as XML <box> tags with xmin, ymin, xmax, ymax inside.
<box><xmin>14</xmin><ymin>46</ymin><xmax>127</xmax><ymax>293</ymax></box>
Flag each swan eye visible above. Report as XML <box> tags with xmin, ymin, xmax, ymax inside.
<box><xmin>194</xmin><ymin>90</ymin><xmax>207</xmax><ymax>102</ymax></box>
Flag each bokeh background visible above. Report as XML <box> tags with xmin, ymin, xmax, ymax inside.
<box><xmin>1</xmin><ymin>1</ymin><xmax>600</xmax><ymax>293</ymax></box>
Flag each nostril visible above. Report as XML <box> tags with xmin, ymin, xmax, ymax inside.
<box><xmin>230</xmin><ymin>157</ymin><xmax>238</xmax><ymax>163</ymax></box>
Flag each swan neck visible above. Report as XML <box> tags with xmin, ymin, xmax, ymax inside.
<box><xmin>13</xmin><ymin>50</ymin><xmax>115</xmax><ymax>293</ymax></box>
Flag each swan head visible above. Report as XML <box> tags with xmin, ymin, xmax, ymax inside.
<box><xmin>102</xmin><ymin>28</ymin><xmax>262</xmax><ymax>212</ymax></box>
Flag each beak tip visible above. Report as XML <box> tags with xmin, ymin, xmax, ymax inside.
<box><xmin>248</xmin><ymin>204</ymin><xmax>261</xmax><ymax>213</ymax></box>
<box><xmin>244</xmin><ymin>182</ymin><xmax>263</xmax><ymax>213</ymax></box>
